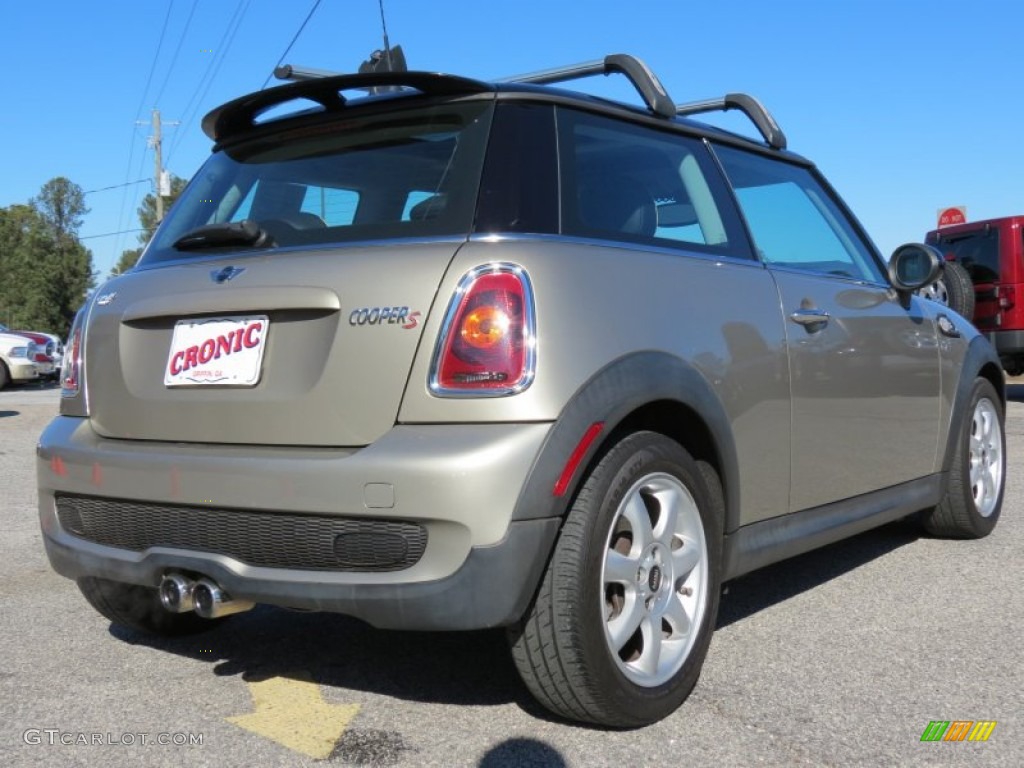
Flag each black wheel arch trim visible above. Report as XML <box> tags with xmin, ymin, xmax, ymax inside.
<box><xmin>510</xmin><ymin>351</ymin><xmax>740</xmax><ymax>532</ymax></box>
<box><xmin>942</xmin><ymin>337</ymin><xmax>1004</xmax><ymax>478</ymax></box>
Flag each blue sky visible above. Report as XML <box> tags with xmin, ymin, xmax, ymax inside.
<box><xmin>2</xmin><ymin>0</ymin><xmax>1021</xmax><ymax>279</ymax></box>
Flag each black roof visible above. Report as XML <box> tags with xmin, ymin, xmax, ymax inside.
<box><xmin>203</xmin><ymin>54</ymin><xmax>787</xmax><ymax>153</ymax></box>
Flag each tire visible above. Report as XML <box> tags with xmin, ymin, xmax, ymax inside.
<box><xmin>917</xmin><ymin>261</ymin><xmax>975</xmax><ymax>320</ymax></box>
<box><xmin>77</xmin><ymin>577</ymin><xmax>223</xmax><ymax>636</ymax></box>
<box><xmin>0</xmin><ymin>361</ymin><xmax>9</xmax><ymax>391</ymax></box>
<box><xmin>508</xmin><ymin>431</ymin><xmax>723</xmax><ymax>727</ymax></box>
<box><xmin>923</xmin><ymin>378</ymin><xmax>1004</xmax><ymax>538</ymax></box>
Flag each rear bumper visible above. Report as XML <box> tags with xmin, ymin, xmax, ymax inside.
<box><xmin>37</xmin><ymin>416</ymin><xmax>558</xmax><ymax>629</ymax></box>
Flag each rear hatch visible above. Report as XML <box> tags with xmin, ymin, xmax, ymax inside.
<box><xmin>85</xmin><ymin>91</ymin><xmax>494</xmax><ymax>446</ymax></box>
<box><xmin>86</xmin><ymin>244</ymin><xmax>458</xmax><ymax>446</ymax></box>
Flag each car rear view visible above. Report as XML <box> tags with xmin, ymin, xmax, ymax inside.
<box><xmin>38</xmin><ymin>76</ymin><xmax>561</xmax><ymax>630</ymax></box>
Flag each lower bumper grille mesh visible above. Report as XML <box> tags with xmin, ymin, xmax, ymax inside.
<box><xmin>55</xmin><ymin>494</ymin><xmax>427</xmax><ymax>572</ymax></box>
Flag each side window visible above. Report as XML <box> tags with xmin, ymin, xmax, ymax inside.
<box><xmin>714</xmin><ymin>144</ymin><xmax>885</xmax><ymax>282</ymax></box>
<box><xmin>558</xmin><ymin>109</ymin><xmax>750</xmax><ymax>258</ymax></box>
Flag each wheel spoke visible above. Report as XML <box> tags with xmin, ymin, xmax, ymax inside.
<box><xmin>671</xmin><ymin>540</ymin><xmax>701</xmax><ymax>579</ymax></box>
<box><xmin>607</xmin><ymin>591</ymin><xmax>645</xmax><ymax>651</ymax></box>
<box><xmin>969</xmin><ymin>455</ymin><xmax>983</xmax><ymax>489</ymax></box>
<box><xmin>980</xmin><ymin>465</ymin><xmax>997</xmax><ymax>505</ymax></box>
<box><xmin>605</xmin><ymin>549</ymin><xmax>638</xmax><ymax>585</ymax></box>
<box><xmin>661</xmin><ymin>593</ymin><xmax>692</xmax><ymax>638</ymax></box>
<box><xmin>651</xmin><ymin>486</ymin><xmax>682</xmax><ymax>546</ymax></box>
<box><xmin>636</xmin><ymin>614</ymin><xmax>663</xmax><ymax>677</ymax></box>
<box><xmin>621</xmin><ymin>492</ymin><xmax>654</xmax><ymax>549</ymax></box>
<box><xmin>970</xmin><ymin>429</ymin><xmax>984</xmax><ymax>458</ymax></box>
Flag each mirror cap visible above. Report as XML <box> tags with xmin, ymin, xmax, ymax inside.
<box><xmin>888</xmin><ymin>243</ymin><xmax>944</xmax><ymax>292</ymax></box>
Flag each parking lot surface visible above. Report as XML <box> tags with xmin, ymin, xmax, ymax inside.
<box><xmin>2</xmin><ymin>381</ymin><xmax>1021</xmax><ymax>767</ymax></box>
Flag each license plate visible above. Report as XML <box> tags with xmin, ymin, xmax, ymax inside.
<box><xmin>164</xmin><ymin>315</ymin><xmax>268</xmax><ymax>387</ymax></box>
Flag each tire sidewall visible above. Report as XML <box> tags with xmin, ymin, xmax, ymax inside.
<box><xmin>564</xmin><ymin>432</ymin><xmax>723</xmax><ymax>724</ymax></box>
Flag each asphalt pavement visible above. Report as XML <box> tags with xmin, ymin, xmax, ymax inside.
<box><xmin>1</xmin><ymin>380</ymin><xmax>1021</xmax><ymax>767</ymax></box>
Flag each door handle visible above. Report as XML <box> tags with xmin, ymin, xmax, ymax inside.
<box><xmin>789</xmin><ymin>308</ymin><xmax>830</xmax><ymax>332</ymax></box>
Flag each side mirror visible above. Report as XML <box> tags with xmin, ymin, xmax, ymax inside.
<box><xmin>887</xmin><ymin>243</ymin><xmax>943</xmax><ymax>307</ymax></box>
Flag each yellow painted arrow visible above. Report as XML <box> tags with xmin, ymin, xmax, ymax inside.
<box><xmin>226</xmin><ymin>676</ymin><xmax>360</xmax><ymax>760</ymax></box>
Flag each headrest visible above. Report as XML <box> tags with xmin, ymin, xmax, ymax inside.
<box><xmin>578</xmin><ymin>175</ymin><xmax>657</xmax><ymax>237</ymax></box>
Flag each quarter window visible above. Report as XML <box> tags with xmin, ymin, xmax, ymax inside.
<box><xmin>558</xmin><ymin>109</ymin><xmax>749</xmax><ymax>258</ymax></box>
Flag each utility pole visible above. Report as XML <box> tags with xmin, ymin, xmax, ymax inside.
<box><xmin>152</xmin><ymin>108</ymin><xmax>164</xmax><ymax>221</ymax></box>
<box><xmin>140</xmin><ymin>109</ymin><xmax>177</xmax><ymax>225</ymax></box>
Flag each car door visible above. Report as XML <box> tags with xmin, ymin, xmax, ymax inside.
<box><xmin>714</xmin><ymin>144</ymin><xmax>942</xmax><ymax>512</ymax></box>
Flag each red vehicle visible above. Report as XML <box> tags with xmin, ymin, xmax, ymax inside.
<box><xmin>925</xmin><ymin>215</ymin><xmax>1024</xmax><ymax>375</ymax></box>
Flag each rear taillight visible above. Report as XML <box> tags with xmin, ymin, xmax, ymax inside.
<box><xmin>61</xmin><ymin>322</ymin><xmax>83</xmax><ymax>397</ymax></box>
<box><xmin>998</xmin><ymin>285</ymin><xmax>1015</xmax><ymax>311</ymax></box>
<box><xmin>430</xmin><ymin>263</ymin><xmax>536</xmax><ymax>396</ymax></box>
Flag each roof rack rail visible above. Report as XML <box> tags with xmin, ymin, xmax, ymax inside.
<box><xmin>675</xmin><ymin>93</ymin><xmax>787</xmax><ymax>150</ymax></box>
<box><xmin>274</xmin><ymin>64</ymin><xmax>342</xmax><ymax>81</ymax></box>
<box><xmin>499</xmin><ymin>53</ymin><xmax>676</xmax><ymax>119</ymax></box>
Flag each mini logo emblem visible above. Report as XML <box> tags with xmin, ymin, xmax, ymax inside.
<box><xmin>648</xmin><ymin>566</ymin><xmax>663</xmax><ymax>592</ymax></box>
<box><xmin>211</xmin><ymin>266</ymin><xmax>246</xmax><ymax>284</ymax></box>
<box><xmin>96</xmin><ymin>292</ymin><xmax>117</xmax><ymax>306</ymax></box>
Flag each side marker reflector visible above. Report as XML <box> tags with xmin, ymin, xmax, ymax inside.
<box><xmin>554</xmin><ymin>422</ymin><xmax>604</xmax><ymax>497</ymax></box>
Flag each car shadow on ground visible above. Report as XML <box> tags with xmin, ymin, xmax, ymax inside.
<box><xmin>1006</xmin><ymin>382</ymin><xmax>1024</xmax><ymax>402</ymax></box>
<box><xmin>716</xmin><ymin>516</ymin><xmax>921</xmax><ymax>628</ymax></box>
<box><xmin>109</xmin><ymin>517</ymin><xmax>924</xmax><ymax>722</ymax></box>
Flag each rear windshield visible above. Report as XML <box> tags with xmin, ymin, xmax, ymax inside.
<box><xmin>139</xmin><ymin>101</ymin><xmax>493</xmax><ymax>265</ymax></box>
<box><xmin>932</xmin><ymin>227</ymin><xmax>1000</xmax><ymax>282</ymax></box>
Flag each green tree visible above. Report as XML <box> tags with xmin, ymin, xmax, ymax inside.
<box><xmin>33</xmin><ymin>177</ymin><xmax>88</xmax><ymax>237</ymax></box>
<box><xmin>0</xmin><ymin>204</ymin><xmax>57</xmax><ymax>330</ymax></box>
<box><xmin>112</xmin><ymin>173</ymin><xmax>187</xmax><ymax>276</ymax></box>
<box><xmin>0</xmin><ymin>177</ymin><xmax>95</xmax><ymax>336</ymax></box>
<box><xmin>32</xmin><ymin>177</ymin><xmax>95</xmax><ymax>333</ymax></box>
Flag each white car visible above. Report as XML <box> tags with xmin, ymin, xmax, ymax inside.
<box><xmin>0</xmin><ymin>332</ymin><xmax>43</xmax><ymax>389</ymax></box>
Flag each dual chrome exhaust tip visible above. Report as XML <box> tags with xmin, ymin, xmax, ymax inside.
<box><xmin>159</xmin><ymin>573</ymin><xmax>254</xmax><ymax>619</ymax></box>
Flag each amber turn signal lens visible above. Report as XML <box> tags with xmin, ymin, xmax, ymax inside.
<box><xmin>460</xmin><ymin>305</ymin><xmax>510</xmax><ymax>350</ymax></box>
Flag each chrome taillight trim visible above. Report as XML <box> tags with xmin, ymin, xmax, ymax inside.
<box><xmin>428</xmin><ymin>262</ymin><xmax>537</xmax><ymax>398</ymax></box>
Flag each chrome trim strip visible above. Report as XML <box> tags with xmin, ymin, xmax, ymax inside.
<box><xmin>468</xmin><ymin>232</ymin><xmax>766</xmax><ymax>269</ymax></box>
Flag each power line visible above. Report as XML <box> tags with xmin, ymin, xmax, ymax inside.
<box><xmin>112</xmin><ymin>126</ymin><xmax>147</xmax><ymax>263</ymax></box>
<box><xmin>80</xmin><ymin>228</ymin><xmax>146</xmax><ymax>241</ymax></box>
<box><xmin>261</xmin><ymin>0</ymin><xmax>324</xmax><ymax>89</ymax></box>
<box><xmin>134</xmin><ymin>0</ymin><xmax>175</xmax><ymax>120</ymax></box>
<box><xmin>152</xmin><ymin>0</ymin><xmax>200</xmax><ymax>108</ymax></box>
<box><xmin>84</xmin><ymin>180</ymin><xmax>150</xmax><ymax>195</ymax></box>
<box><xmin>114</xmin><ymin>1</ymin><xmax>173</xmax><ymax>273</ymax></box>
<box><xmin>166</xmin><ymin>0</ymin><xmax>251</xmax><ymax>163</ymax></box>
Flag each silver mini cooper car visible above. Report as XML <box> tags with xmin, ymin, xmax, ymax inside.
<box><xmin>37</xmin><ymin>54</ymin><xmax>1005</xmax><ymax>727</ymax></box>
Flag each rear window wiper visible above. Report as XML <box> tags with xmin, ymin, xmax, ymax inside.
<box><xmin>172</xmin><ymin>219</ymin><xmax>272</xmax><ymax>251</ymax></box>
